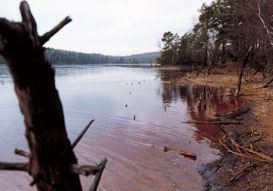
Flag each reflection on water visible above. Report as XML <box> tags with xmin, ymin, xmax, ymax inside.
<box><xmin>0</xmin><ymin>64</ymin><xmax>238</xmax><ymax>191</ymax></box>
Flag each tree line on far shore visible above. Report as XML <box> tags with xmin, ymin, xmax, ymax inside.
<box><xmin>0</xmin><ymin>48</ymin><xmax>159</xmax><ymax>65</ymax></box>
<box><xmin>157</xmin><ymin>0</ymin><xmax>273</xmax><ymax>75</ymax></box>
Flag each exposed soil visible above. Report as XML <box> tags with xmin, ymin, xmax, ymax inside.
<box><xmin>163</xmin><ymin>65</ymin><xmax>273</xmax><ymax>191</ymax></box>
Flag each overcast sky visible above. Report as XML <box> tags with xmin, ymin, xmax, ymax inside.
<box><xmin>0</xmin><ymin>0</ymin><xmax>212</xmax><ymax>56</ymax></box>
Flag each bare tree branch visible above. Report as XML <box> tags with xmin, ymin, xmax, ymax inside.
<box><xmin>39</xmin><ymin>16</ymin><xmax>72</xmax><ymax>45</ymax></box>
<box><xmin>15</xmin><ymin>148</ymin><xmax>30</xmax><ymax>158</ymax></box>
<box><xmin>89</xmin><ymin>158</ymin><xmax>107</xmax><ymax>191</ymax></box>
<box><xmin>257</xmin><ymin>0</ymin><xmax>273</xmax><ymax>46</ymax></box>
<box><xmin>0</xmin><ymin>162</ymin><xmax>28</xmax><ymax>171</ymax></box>
<box><xmin>72</xmin><ymin>119</ymin><xmax>95</xmax><ymax>149</ymax></box>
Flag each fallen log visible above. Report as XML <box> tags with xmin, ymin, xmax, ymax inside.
<box><xmin>215</xmin><ymin>106</ymin><xmax>250</xmax><ymax>120</ymax></box>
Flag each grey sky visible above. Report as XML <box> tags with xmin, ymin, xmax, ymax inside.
<box><xmin>0</xmin><ymin>0</ymin><xmax>212</xmax><ymax>55</ymax></box>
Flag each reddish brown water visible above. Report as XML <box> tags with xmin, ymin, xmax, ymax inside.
<box><xmin>0</xmin><ymin>64</ymin><xmax>240</xmax><ymax>191</ymax></box>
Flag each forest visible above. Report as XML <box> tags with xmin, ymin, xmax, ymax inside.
<box><xmin>0</xmin><ymin>48</ymin><xmax>159</xmax><ymax>65</ymax></box>
<box><xmin>157</xmin><ymin>0</ymin><xmax>273</xmax><ymax>76</ymax></box>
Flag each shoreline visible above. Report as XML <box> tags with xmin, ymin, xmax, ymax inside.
<box><xmin>161</xmin><ymin>65</ymin><xmax>273</xmax><ymax>190</ymax></box>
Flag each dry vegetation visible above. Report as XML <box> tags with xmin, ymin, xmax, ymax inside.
<box><xmin>178</xmin><ymin>65</ymin><xmax>273</xmax><ymax>190</ymax></box>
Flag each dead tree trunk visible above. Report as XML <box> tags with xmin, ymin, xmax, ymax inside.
<box><xmin>0</xmin><ymin>1</ymin><xmax>106</xmax><ymax>191</ymax></box>
<box><xmin>235</xmin><ymin>47</ymin><xmax>252</xmax><ymax>96</ymax></box>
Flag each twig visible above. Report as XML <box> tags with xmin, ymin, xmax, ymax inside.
<box><xmin>232</xmin><ymin>141</ymin><xmax>242</xmax><ymax>154</ymax></box>
<box><xmin>230</xmin><ymin>162</ymin><xmax>261</xmax><ymax>182</ymax></box>
<box><xmin>72</xmin><ymin>119</ymin><xmax>95</xmax><ymax>149</ymax></box>
<box><xmin>89</xmin><ymin>158</ymin><xmax>107</xmax><ymax>191</ymax></box>
<box><xmin>230</xmin><ymin>139</ymin><xmax>273</xmax><ymax>161</ymax></box>
<box><xmin>0</xmin><ymin>162</ymin><xmax>28</xmax><ymax>171</ymax></box>
<box><xmin>15</xmin><ymin>148</ymin><xmax>30</xmax><ymax>158</ymax></box>
<box><xmin>219</xmin><ymin>139</ymin><xmax>268</xmax><ymax>163</ymax></box>
<box><xmin>253</xmin><ymin>131</ymin><xmax>263</xmax><ymax>145</ymax></box>
<box><xmin>164</xmin><ymin>146</ymin><xmax>197</xmax><ymax>159</ymax></box>
<box><xmin>39</xmin><ymin>16</ymin><xmax>72</xmax><ymax>45</ymax></box>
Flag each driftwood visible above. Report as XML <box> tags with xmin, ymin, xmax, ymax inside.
<box><xmin>130</xmin><ymin>140</ymin><xmax>197</xmax><ymax>160</ymax></box>
<box><xmin>0</xmin><ymin>2</ymin><xmax>106</xmax><ymax>191</ymax></box>
<box><xmin>164</xmin><ymin>146</ymin><xmax>197</xmax><ymax>159</ymax></box>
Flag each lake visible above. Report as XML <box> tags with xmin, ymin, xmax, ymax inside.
<box><xmin>0</xmin><ymin>64</ymin><xmax>239</xmax><ymax>191</ymax></box>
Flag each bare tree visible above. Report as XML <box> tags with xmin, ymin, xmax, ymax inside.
<box><xmin>0</xmin><ymin>1</ymin><xmax>106</xmax><ymax>191</ymax></box>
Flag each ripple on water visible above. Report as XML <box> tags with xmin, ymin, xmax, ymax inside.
<box><xmin>0</xmin><ymin>64</ymin><xmax>239</xmax><ymax>191</ymax></box>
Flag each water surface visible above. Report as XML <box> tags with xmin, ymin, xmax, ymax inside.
<box><xmin>0</xmin><ymin>64</ymin><xmax>239</xmax><ymax>191</ymax></box>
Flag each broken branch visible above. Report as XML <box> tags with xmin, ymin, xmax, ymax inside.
<box><xmin>231</xmin><ymin>139</ymin><xmax>273</xmax><ymax>161</ymax></box>
<box><xmin>252</xmin><ymin>131</ymin><xmax>263</xmax><ymax>145</ymax></box>
<box><xmin>164</xmin><ymin>146</ymin><xmax>197</xmax><ymax>159</ymax></box>
<box><xmin>19</xmin><ymin>1</ymin><xmax>39</xmax><ymax>45</ymax></box>
<box><xmin>230</xmin><ymin>162</ymin><xmax>261</xmax><ymax>182</ymax></box>
<box><xmin>0</xmin><ymin>162</ymin><xmax>28</xmax><ymax>171</ymax></box>
<box><xmin>219</xmin><ymin>139</ymin><xmax>268</xmax><ymax>163</ymax></box>
<box><xmin>89</xmin><ymin>158</ymin><xmax>107</xmax><ymax>191</ymax></box>
<box><xmin>39</xmin><ymin>16</ymin><xmax>72</xmax><ymax>45</ymax></box>
<box><xmin>71</xmin><ymin>164</ymin><xmax>100</xmax><ymax>176</ymax></box>
<box><xmin>72</xmin><ymin>119</ymin><xmax>95</xmax><ymax>149</ymax></box>
<box><xmin>15</xmin><ymin>148</ymin><xmax>30</xmax><ymax>158</ymax></box>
